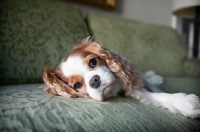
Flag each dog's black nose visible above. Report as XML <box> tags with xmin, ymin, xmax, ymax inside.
<box><xmin>89</xmin><ymin>75</ymin><xmax>101</xmax><ymax>88</ymax></box>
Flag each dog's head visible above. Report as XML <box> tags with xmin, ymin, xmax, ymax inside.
<box><xmin>43</xmin><ymin>37</ymin><xmax>141</xmax><ymax>101</ymax></box>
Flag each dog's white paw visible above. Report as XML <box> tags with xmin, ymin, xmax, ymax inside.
<box><xmin>143</xmin><ymin>70</ymin><xmax>155</xmax><ymax>79</ymax></box>
<box><xmin>159</xmin><ymin>93</ymin><xmax>200</xmax><ymax>118</ymax></box>
<box><xmin>147</xmin><ymin>75</ymin><xmax>164</xmax><ymax>86</ymax></box>
<box><xmin>131</xmin><ymin>89</ymin><xmax>200</xmax><ymax>118</ymax></box>
<box><xmin>143</xmin><ymin>70</ymin><xmax>163</xmax><ymax>86</ymax></box>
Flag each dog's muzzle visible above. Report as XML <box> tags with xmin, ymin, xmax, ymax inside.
<box><xmin>89</xmin><ymin>75</ymin><xmax>101</xmax><ymax>88</ymax></box>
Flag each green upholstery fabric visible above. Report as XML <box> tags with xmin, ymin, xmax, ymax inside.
<box><xmin>0</xmin><ymin>0</ymin><xmax>89</xmax><ymax>84</ymax></box>
<box><xmin>0</xmin><ymin>84</ymin><xmax>200</xmax><ymax>131</ymax></box>
<box><xmin>87</xmin><ymin>12</ymin><xmax>188</xmax><ymax>77</ymax></box>
<box><xmin>160</xmin><ymin>77</ymin><xmax>200</xmax><ymax>96</ymax></box>
<box><xmin>183</xmin><ymin>59</ymin><xmax>200</xmax><ymax>77</ymax></box>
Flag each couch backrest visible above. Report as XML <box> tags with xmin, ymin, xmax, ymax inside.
<box><xmin>0</xmin><ymin>0</ymin><xmax>89</xmax><ymax>84</ymax></box>
<box><xmin>87</xmin><ymin>12</ymin><xmax>187</xmax><ymax>77</ymax></box>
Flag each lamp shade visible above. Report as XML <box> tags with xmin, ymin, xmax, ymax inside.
<box><xmin>172</xmin><ymin>0</ymin><xmax>200</xmax><ymax>18</ymax></box>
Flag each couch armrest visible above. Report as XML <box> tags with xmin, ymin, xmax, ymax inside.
<box><xmin>183</xmin><ymin>59</ymin><xmax>200</xmax><ymax>77</ymax></box>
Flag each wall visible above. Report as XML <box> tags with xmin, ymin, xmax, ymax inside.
<box><xmin>66</xmin><ymin>0</ymin><xmax>173</xmax><ymax>27</ymax></box>
<box><xmin>120</xmin><ymin>0</ymin><xmax>172</xmax><ymax>27</ymax></box>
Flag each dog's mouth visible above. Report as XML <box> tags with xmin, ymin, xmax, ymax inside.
<box><xmin>100</xmin><ymin>81</ymin><xmax>117</xmax><ymax>101</ymax></box>
<box><xmin>99</xmin><ymin>85</ymin><xmax>109</xmax><ymax>101</ymax></box>
<box><xmin>101</xmin><ymin>89</ymin><xmax>110</xmax><ymax>101</ymax></box>
<box><xmin>87</xmin><ymin>81</ymin><xmax>115</xmax><ymax>101</ymax></box>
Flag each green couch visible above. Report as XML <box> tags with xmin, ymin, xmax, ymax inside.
<box><xmin>0</xmin><ymin>0</ymin><xmax>200</xmax><ymax>131</ymax></box>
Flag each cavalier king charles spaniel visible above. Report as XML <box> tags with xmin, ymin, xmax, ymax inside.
<box><xmin>43</xmin><ymin>37</ymin><xmax>200</xmax><ymax>118</ymax></box>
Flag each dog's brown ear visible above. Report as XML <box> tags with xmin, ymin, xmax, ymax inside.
<box><xmin>42</xmin><ymin>83</ymin><xmax>59</xmax><ymax>96</ymax></box>
<box><xmin>42</xmin><ymin>66</ymin><xmax>78</xmax><ymax>98</ymax></box>
<box><xmin>42</xmin><ymin>66</ymin><xmax>90</xmax><ymax>98</ymax></box>
<box><xmin>78</xmin><ymin>37</ymin><xmax>141</xmax><ymax>93</ymax></box>
<box><xmin>102</xmin><ymin>47</ymin><xmax>141</xmax><ymax>93</ymax></box>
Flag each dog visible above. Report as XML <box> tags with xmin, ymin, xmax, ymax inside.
<box><xmin>43</xmin><ymin>37</ymin><xmax>200</xmax><ymax>118</ymax></box>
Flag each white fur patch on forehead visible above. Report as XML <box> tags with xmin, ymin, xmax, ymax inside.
<box><xmin>61</xmin><ymin>56</ymin><xmax>88</xmax><ymax>77</ymax></box>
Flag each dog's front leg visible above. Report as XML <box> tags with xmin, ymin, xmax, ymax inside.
<box><xmin>129</xmin><ymin>88</ymin><xmax>200</xmax><ymax>118</ymax></box>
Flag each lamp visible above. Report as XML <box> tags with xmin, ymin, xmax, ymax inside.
<box><xmin>172</xmin><ymin>0</ymin><xmax>200</xmax><ymax>58</ymax></box>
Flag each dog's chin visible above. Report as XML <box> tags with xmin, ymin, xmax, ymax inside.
<box><xmin>87</xmin><ymin>82</ymin><xmax>121</xmax><ymax>101</ymax></box>
<box><xmin>86</xmin><ymin>85</ymin><xmax>109</xmax><ymax>101</ymax></box>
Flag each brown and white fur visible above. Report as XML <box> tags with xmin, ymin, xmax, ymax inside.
<box><xmin>43</xmin><ymin>37</ymin><xmax>200</xmax><ymax>118</ymax></box>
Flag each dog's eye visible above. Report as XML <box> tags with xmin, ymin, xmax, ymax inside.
<box><xmin>89</xmin><ymin>58</ymin><xmax>97</xmax><ymax>68</ymax></box>
<box><xmin>74</xmin><ymin>82</ymin><xmax>82</xmax><ymax>89</ymax></box>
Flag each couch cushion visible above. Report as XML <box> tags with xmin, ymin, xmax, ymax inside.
<box><xmin>0</xmin><ymin>0</ymin><xmax>89</xmax><ymax>84</ymax></box>
<box><xmin>160</xmin><ymin>77</ymin><xmax>200</xmax><ymax>96</ymax></box>
<box><xmin>0</xmin><ymin>84</ymin><xmax>200</xmax><ymax>131</ymax></box>
<box><xmin>87</xmin><ymin>12</ymin><xmax>187</xmax><ymax>77</ymax></box>
<box><xmin>183</xmin><ymin>59</ymin><xmax>200</xmax><ymax>77</ymax></box>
